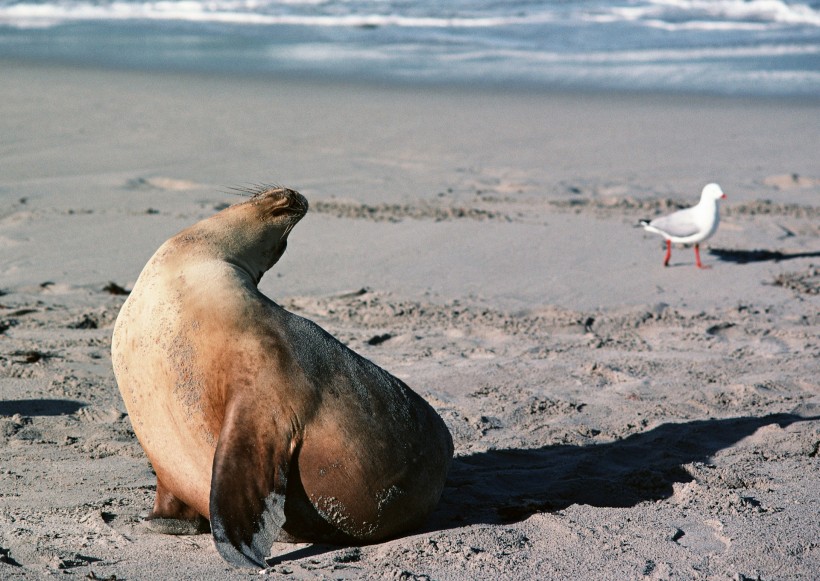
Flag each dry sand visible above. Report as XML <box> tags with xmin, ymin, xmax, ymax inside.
<box><xmin>1</xmin><ymin>60</ymin><xmax>819</xmax><ymax>580</ymax></box>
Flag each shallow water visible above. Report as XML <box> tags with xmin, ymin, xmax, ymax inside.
<box><xmin>1</xmin><ymin>1</ymin><xmax>819</xmax><ymax>95</ymax></box>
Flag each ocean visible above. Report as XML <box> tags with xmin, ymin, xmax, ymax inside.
<box><xmin>1</xmin><ymin>0</ymin><xmax>819</xmax><ymax>96</ymax></box>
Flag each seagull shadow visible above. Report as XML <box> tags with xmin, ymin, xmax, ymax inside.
<box><xmin>709</xmin><ymin>248</ymin><xmax>820</xmax><ymax>264</ymax></box>
<box><xmin>425</xmin><ymin>412</ymin><xmax>818</xmax><ymax>531</ymax></box>
<box><xmin>0</xmin><ymin>398</ymin><xmax>86</xmax><ymax>417</ymax></box>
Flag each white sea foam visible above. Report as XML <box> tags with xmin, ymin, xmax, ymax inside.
<box><xmin>0</xmin><ymin>1</ymin><xmax>557</xmax><ymax>29</ymax></box>
<box><xmin>598</xmin><ymin>0</ymin><xmax>820</xmax><ymax>27</ymax></box>
<box><xmin>1</xmin><ymin>0</ymin><xmax>818</xmax><ymax>30</ymax></box>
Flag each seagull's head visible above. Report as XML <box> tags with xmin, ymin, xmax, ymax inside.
<box><xmin>702</xmin><ymin>183</ymin><xmax>726</xmax><ymax>202</ymax></box>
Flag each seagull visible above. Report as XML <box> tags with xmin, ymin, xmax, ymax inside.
<box><xmin>639</xmin><ymin>183</ymin><xmax>726</xmax><ymax>268</ymax></box>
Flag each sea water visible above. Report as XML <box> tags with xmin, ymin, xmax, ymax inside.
<box><xmin>0</xmin><ymin>0</ymin><xmax>818</xmax><ymax>96</ymax></box>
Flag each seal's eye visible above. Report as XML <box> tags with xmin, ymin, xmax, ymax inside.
<box><xmin>269</xmin><ymin>206</ymin><xmax>291</xmax><ymax>218</ymax></box>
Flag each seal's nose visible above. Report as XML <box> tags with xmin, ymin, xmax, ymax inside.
<box><xmin>282</xmin><ymin>188</ymin><xmax>309</xmax><ymax>217</ymax></box>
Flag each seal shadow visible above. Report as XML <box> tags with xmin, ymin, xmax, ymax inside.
<box><xmin>709</xmin><ymin>248</ymin><xmax>820</xmax><ymax>264</ymax></box>
<box><xmin>266</xmin><ymin>544</ymin><xmax>340</xmax><ymax>567</ymax></box>
<box><xmin>425</xmin><ymin>413</ymin><xmax>818</xmax><ymax>531</ymax></box>
<box><xmin>0</xmin><ymin>398</ymin><xmax>86</xmax><ymax>417</ymax></box>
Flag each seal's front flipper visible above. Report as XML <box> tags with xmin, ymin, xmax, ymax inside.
<box><xmin>209</xmin><ymin>401</ymin><xmax>293</xmax><ymax>569</ymax></box>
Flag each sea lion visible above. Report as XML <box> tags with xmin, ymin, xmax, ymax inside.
<box><xmin>111</xmin><ymin>186</ymin><xmax>453</xmax><ymax>568</ymax></box>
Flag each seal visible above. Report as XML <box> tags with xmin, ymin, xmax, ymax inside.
<box><xmin>111</xmin><ymin>186</ymin><xmax>454</xmax><ymax>568</ymax></box>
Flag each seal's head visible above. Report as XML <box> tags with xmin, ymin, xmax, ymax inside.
<box><xmin>172</xmin><ymin>186</ymin><xmax>308</xmax><ymax>284</ymax></box>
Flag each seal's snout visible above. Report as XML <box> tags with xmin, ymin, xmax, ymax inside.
<box><xmin>250</xmin><ymin>186</ymin><xmax>308</xmax><ymax>223</ymax></box>
<box><xmin>281</xmin><ymin>187</ymin><xmax>309</xmax><ymax>219</ymax></box>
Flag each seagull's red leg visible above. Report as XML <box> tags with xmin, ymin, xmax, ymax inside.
<box><xmin>695</xmin><ymin>243</ymin><xmax>710</xmax><ymax>269</ymax></box>
<box><xmin>663</xmin><ymin>239</ymin><xmax>672</xmax><ymax>267</ymax></box>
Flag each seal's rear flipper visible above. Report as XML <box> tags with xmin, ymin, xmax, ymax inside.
<box><xmin>209</xmin><ymin>401</ymin><xmax>293</xmax><ymax>569</ymax></box>
<box><xmin>145</xmin><ymin>477</ymin><xmax>210</xmax><ymax>535</ymax></box>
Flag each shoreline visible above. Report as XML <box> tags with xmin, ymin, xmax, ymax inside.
<box><xmin>4</xmin><ymin>54</ymin><xmax>820</xmax><ymax>104</ymax></box>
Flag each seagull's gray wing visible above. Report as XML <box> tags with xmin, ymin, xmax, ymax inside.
<box><xmin>648</xmin><ymin>209</ymin><xmax>700</xmax><ymax>238</ymax></box>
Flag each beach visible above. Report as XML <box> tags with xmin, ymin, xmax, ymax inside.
<box><xmin>1</xmin><ymin>59</ymin><xmax>819</xmax><ymax>579</ymax></box>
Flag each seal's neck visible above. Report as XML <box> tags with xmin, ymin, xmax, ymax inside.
<box><xmin>170</xmin><ymin>187</ymin><xmax>307</xmax><ymax>287</ymax></box>
<box><xmin>224</xmin><ymin>228</ymin><xmax>289</xmax><ymax>286</ymax></box>
<box><xmin>184</xmin><ymin>214</ymin><xmax>290</xmax><ymax>287</ymax></box>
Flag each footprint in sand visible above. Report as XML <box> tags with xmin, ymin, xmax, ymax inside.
<box><xmin>124</xmin><ymin>176</ymin><xmax>204</xmax><ymax>191</ymax></box>
<box><xmin>669</xmin><ymin>519</ymin><xmax>731</xmax><ymax>553</ymax></box>
<box><xmin>763</xmin><ymin>173</ymin><xmax>820</xmax><ymax>190</ymax></box>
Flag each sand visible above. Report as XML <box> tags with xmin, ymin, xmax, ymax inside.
<box><xmin>1</xmin><ymin>59</ymin><xmax>818</xmax><ymax>580</ymax></box>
